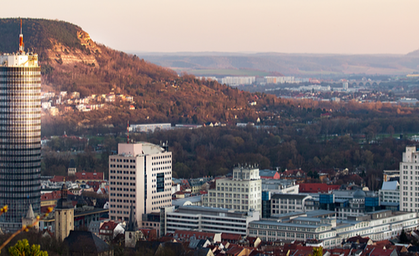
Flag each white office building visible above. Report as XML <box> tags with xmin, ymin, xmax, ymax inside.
<box><xmin>129</xmin><ymin>123</ymin><xmax>171</xmax><ymax>133</ymax></box>
<box><xmin>400</xmin><ymin>146</ymin><xmax>419</xmax><ymax>212</ymax></box>
<box><xmin>165</xmin><ymin>205</ymin><xmax>259</xmax><ymax>236</ymax></box>
<box><xmin>109</xmin><ymin>143</ymin><xmax>172</xmax><ymax>225</ymax></box>
<box><xmin>270</xmin><ymin>194</ymin><xmax>312</xmax><ymax>215</ymax></box>
<box><xmin>202</xmin><ymin>166</ymin><xmax>262</xmax><ymax>214</ymax></box>
<box><xmin>249</xmin><ymin>210</ymin><xmax>419</xmax><ymax>248</ymax></box>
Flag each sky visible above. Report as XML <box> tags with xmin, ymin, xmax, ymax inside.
<box><xmin>0</xmin><ymin>0</ymin><xmax>418</xmax><ymax>54</ymax></box>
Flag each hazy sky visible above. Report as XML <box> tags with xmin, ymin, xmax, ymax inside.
<box><xmin>1</xmin><ymin>0</ymin><xmax>418</xmax><ymax>54</ymax></box>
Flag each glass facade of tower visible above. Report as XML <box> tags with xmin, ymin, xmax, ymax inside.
<box><xmin>0</xmin><ymin>66</ymin><xmax>41</xmax><ymax>232</ymax></box>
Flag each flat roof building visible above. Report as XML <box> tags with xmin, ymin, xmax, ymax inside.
<box><xmin>202</xmin><ymin>166</ymin><xmax>262</xmax><ymax>215</ymax></box>
<box><xmin>249</xmin><ymin>210</ymin><xmax>419</xmax><ymax>248</ymax></box>
<box><xmin>165</xmin><ymin>205</ymin><xmax>259</xmax><ymax>236</ymax></box>
<box><xmin>109</xmin><ymin>142</ymin><xmax>172</xmax><ymax>226</ymax></box>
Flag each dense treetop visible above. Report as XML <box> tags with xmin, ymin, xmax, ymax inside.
<box><xmin>0</xmin><ymin>18</ymin><xmax>82</xmax><ymax>53</ymax></box>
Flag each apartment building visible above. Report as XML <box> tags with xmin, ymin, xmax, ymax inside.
<box><xmin>109</xmin><ymin>143</ymin><xmax>172</xmax><ymax>225</ymax></box>
<box><xmin>202</xmin><ymin>166</ymin><xmax>262</xmax><ymax>214</ymax></box>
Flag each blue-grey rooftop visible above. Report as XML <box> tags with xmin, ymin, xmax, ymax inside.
<box><xmin>381</xmin><ymin>181</ymin><xmax>399</xmax><ymax>190</ymax></box>
<box><xmin>172</xmin><ymin>195</ymin><xmax>202</xmax><ymax>207</ymax></box>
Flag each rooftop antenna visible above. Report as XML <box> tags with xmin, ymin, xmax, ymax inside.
<box><xmin>127</xmin><ymin>120</ymin><xmax>129</xmax><ymax>144</ymax></box>
<box><xmin>19</xmin><ymin>19</ymin><xmax>24</xmax><ymax>54</ymax></box>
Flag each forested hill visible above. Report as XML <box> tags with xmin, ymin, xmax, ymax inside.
<box><xmin>0</xmin><ymin>18</ymin><xmax>277</xmax><ymax>133</ymax></box>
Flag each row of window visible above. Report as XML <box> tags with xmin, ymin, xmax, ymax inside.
<box><xmin>0</xmin><ymin>89</ymin><xmax>40</xmax><ymax>93</ymax></box>
<box><xmin>152</xmin><ymin>165</ymin><xmax>171</xmax><ymax>171</ymax></box>
<box><xmin>152</xmin><ymin>199</ymin><xmax>171</xmax><ymax>205</ymax></box>
<box><xmin>0</xmin><ymin>77</ymin><xmax>41</xmax><ymax>82</ymax></box>
<box><xmin>0</xmin><ymin>162</ymin><xmax>41</xmax><ymax>167</ymax></box>
<box><xmin>110</xmin><ymin>193</ymin><xmax>136</xmax><ymax>197</ymax></box>
<box><xmin>0</xmin><ymin>71</ymin><xmax>40</xmax><ymax>75</ymax></box>
<box><xmin>109</xmin><ymin>176</ymin><xmax>136</xmax><ymax>180</ymax></box>
<box><xmin>110</xmin><ymin>158</ymin><xmax>136</xmax><ymax>163</ymax></box>
<box><xmin>110</xmin><ymin>187</ymin><xmax>136</xmax><ymax>192</ymax></box>
<box><xmin>152</xmin><ymin>155</ymin><xmax>170</xmax><ymax>160</ymax></box>
<box><xmin>110</xmin><ymin>199</ymin><xmax>136</xmax><ymax>204</ymax></box>
<box><xmin>109</xmin><ymin>164</ymin><xmax>135</xmax><ymax>169</ymax></box>
<box><xmin>206</xmin><ymin>204</ymin><xmax>250</xmax><ymax>210</ymax></box>
<box><xmin>110</xmin><ymin>170</ymin><xmax>136</xmax><ymax>174</ymax></box>
<box><xmin>152</xmin><ymin>160</ymin><xmax>171</xmax><ymax>165</ymax></box>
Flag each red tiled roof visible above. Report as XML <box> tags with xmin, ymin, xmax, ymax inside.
<box><xmin>75</xmin><ymin>172</ymin><xmax>104</xmax><ymax>181</ymax></box>
<box><xmin>324</xmin><ymin>248</ymin><xmax>351</xmax><ymax>256</ymax></box>
<box><xmin>290</xmin><ymin>248</ymin><xmax>314</xmax><ymax>256</ymax></box>
<box><xmin>40</xmin><ymin>206</ymin><xmax>54</xmax><ymax>213</ymax></box>
<box><xmin>174</xmin><ymin>230</ymin><xmax>215</xmax><ymax>240</ymax></box>
<box><xmin>227</xmin><ymin>246</ymin><xmax>244</xmax><ymax>256</ymax></box>
<box><xmin>99</xmin><ymin>221</ymin><xmax>118</xmax><ymax>234</ymax></box>
<box><xmin>86</xmin><ymin>181</ymin><xmax>106</xmax><ymax>191</ymax></box>
<box><xmin>50</xmin><ymin>176</ymin><xmax>76</xmax><ymax>182</ymax></box>
<box><xmin>374</xmin><ymin>240</ymin><xmax>393</xmax><ymax>246</ymax></box>
<box><xmin>299</xmin><ymin>183</ymin><xmax>341</xmax><ymax>193</ymax></box>
<box><xmin>368</xmin><ymin>248</ymin><xmax>396</xmax><ymax>256</ymax></box>
<box><xmin>282</xmin><ymin>169</ymin><xmax>306</xmax><ymax>177</ymax></box>
<box><xmin>41</xmin><ymin>190</ymin><xmax>74</xmax><ymax>201</ymax></box>
<box><xmin>221</xmin><ymin>233</ymin><xmax>241</xmax><ymax>241</ymax></box>
<box><xmin>347</xmin><ymin>235</ymin><xmax>370</xmax><ymax>244</ymax></box>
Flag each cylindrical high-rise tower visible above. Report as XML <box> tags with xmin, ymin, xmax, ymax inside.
<box><xmin>0</xmin><ymin>21</ymin><xmax>41</xmax><ymax>232</ymax></box>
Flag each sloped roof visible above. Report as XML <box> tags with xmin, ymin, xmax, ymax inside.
<box><xmin>259</xmin><ymin>169</ymin><xmax>279</xmax><ymax>177</ymax></box>
<box><xmin>226</xmin><ymin>246</ymin><xmax>245</xmax><ymax>256</ymax></box>
<box><xmin>174</xmin><ymin>230</ymin><xmax>216</xmax><ymax>241</ymax></box>
<box><xmin>282</xmin><ymin>169</ymin><xmax>306</xmax><ymax>177</ymax></box>
<box><xmin>41</xmin><ymin>190</ymin><xmax>74</xmax><ymax>201</ymax></box>
<box><xmin>25</xmin><ymin>204</ymin><xmax>35</xmax><ymax>219</ymax></box>
<box><xmin>347</xmin><ymin>235</ymin><xmax>371</xmax><ymax>244</ymax></box>
<box><xmin>299</xmin><ymin>183</ymin><xmax>341</xmax><ymax>193</ymax></box>
<box><xmin>381</xmin><ymin>181</ymin><xmax>398</xmax><ymax>190</ymax></box>
<box><xmin>368</xmin><ymin>248</ymin><xmax>396</xmax><ymax>256</ymax></box>
<box><xmin>99</xmin><ymin>221</ymin><xmax>119</xmax><ymax>232</ymax></box>
<box><xmin>50</xmin><ymin>176</ymin><xmax>76</xmax><ymax>182</ymax></box>
<box><xmin>221</xmin><ymin>233</ymin><xmax>241</xmax><ymax>241</ymax></box>
<box><xmin>75</xmin><ymin>172</ymin><xmax>104</xmax><ymax>180</ymax></box>
<box><xmin>64</xmin><ymin>231</ymin><xmax>111</xmax><ymax>254</ymax></box>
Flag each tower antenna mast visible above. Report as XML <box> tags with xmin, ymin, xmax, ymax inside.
<box><xmin>19</xmin><ymin>19</ymin><xmax>24</xmax><ymax>53</ymax></box>
<box><xmin>127</xmin><ymin>120</ymin><xmax>129</xmax><ymax>144</ymax></box>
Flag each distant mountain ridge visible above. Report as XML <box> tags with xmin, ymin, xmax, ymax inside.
<box><xmin>139</xmin><ymin>51</ymin><xmax>419</xmax><ymax>76</ymax></box>
<box><xmin>407</xmin><ymin>49</ymin><xmax>419</xmax><ymax>57</ymax></box>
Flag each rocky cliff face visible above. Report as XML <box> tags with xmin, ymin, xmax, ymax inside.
<box><xmin>45</xmin><ymin>30</ymin><xmax>101</xmax><ymax>67</ymax></box>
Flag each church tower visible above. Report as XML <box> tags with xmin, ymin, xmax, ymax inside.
<box><xmin>55</xmin><ymin>183</ymin><xmax>74</xmax><ymax>242</ymax></box>
<box><xmin>125</xmin><ymin>203</ymin><xmax>140</xmax><ymax>248</ymax></box>
<box><xmin>22</xmin><ymin>204</ymin><xmax>39</xmax><ymax>231</ymax></box>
